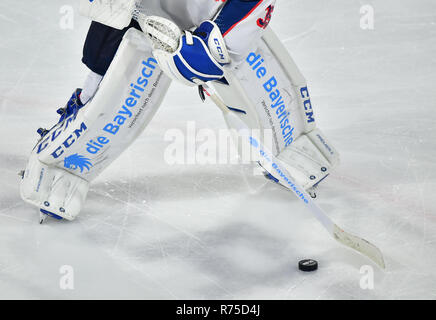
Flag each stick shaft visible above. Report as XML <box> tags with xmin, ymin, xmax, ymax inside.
<box><xmin>203</xmin><ymin>85</ymin><xmax>385</xmax><ymax>268</ymax></box>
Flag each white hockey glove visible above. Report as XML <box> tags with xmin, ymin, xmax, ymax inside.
<box><xmin>140</xmin><ymin>17</ymin><xmax>231</xmax><ymax>86</ymax></box>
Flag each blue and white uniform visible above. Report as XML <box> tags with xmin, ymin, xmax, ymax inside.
<box><xmin>83</xmin><ymin>0</ymin><xmax>276</xmax><ymax>78</ymax></box>
<box><xmin>139</xmin><ymin>0</ymin><xmax>276</xmax><ymax>60</ymax></box>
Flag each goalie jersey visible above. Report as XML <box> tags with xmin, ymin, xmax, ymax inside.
<box><xmin>81</xmin><ymin>0</ymin><xmax>276</xmax><ymax>65</ymax></box>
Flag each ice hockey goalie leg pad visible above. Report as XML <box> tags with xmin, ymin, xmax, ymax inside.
<box><xmin>276</xmin><ymin>128</ymin><xmax>340</xmax><ymax>190</ymax></box>
<box><xmin>21</xmin><ymin>28</ymin><xmax>171</xmax><ymax>220</ymax></box>
<box><xmin>211</xmin><ymin>27</ymin><xmax>340</xmax><ymax>190</ymax></box>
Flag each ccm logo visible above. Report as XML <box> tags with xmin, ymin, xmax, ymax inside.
<box><xmin>214</xmin><ymin>38</ymin><xmax>226</xmax><ymax>60</ymax></box>
<box><xmin>37</xmin><ymin>122</ymin><xmax>88</xmax><ymax>159</ymax></box>
<box><xmin>300</xmin><ymin>87</ymin><xmax>315</xmax><ymax>123</ymax></box>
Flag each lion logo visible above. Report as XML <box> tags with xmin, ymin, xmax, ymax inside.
<box><xmin>64</xmin><ymin>154</ymin><xmax>93</xmax><ymax>173</ymax></box>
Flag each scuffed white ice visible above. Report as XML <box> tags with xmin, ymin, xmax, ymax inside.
<box><xmin>0</xmin><ymin>0</ymin><xmax>436</xmax><ymax>299</ymax></box>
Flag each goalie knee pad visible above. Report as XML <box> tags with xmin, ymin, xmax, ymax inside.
<box><xmin>212</xmin><ymin>27</ymin><xmax>340</xmax><ymax>190</ymax></box>
<box><xmin>21</xmin><ymin>28</ymin><xmax>171</xmax><ymax>220</ymax></box>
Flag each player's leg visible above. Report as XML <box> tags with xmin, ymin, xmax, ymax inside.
<box><xmin>82</xmin><ymin>19</ymin><xmax>142</xmax><ymax>77</ymax></box>
<box><xmin>212</xmin><ymin>27</ymin><xmax>340</xmax><ymax>193</ymax></box>
<box><xmin>135</xmin><ymin>4</ymin><xmax>338</xmax><ymax>193</ymax></box>
<box><xmin>21</xmin><ymin>28</ymin><xmax>171</xmax><ymax>221</ymax></box>
<box><xmin>46</xmin><ymin>19</ymin><xmax>143</xmax><ymax>126</ymax></box>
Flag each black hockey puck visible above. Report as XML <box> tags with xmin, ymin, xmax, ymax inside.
<box><xmin>298</xmin><ymin>259</ymin><xmax>318</xmax><ymax>272</ymax></box>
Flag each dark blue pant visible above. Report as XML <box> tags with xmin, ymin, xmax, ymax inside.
<box><xmin>82</xmin><ymin>20</ymin><xmax>142</xmax><ymax>76</ymax></box>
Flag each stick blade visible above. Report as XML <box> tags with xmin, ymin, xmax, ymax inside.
<box><xmin>333</xmin><ymin>225</ymin><xmax>386</xmax><ymax>269</ymax></box>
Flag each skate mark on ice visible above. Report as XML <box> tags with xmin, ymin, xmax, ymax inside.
<box><xmin>89</xmin><ymin>187</ymin><xmax>205</xmax><ymax>244</ymax></box>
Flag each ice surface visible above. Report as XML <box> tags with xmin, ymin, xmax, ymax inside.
<box><xmin>1</xmin><ymin>0</ymin><xmax>436</xmax><ymax>299</ymax></box>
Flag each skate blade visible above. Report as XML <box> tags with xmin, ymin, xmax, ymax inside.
<box><xmin>39</xmin><ymin>211</ymin><xmax>48</xmax><ymax>224</ymax></box>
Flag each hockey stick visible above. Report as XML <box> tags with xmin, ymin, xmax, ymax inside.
<box><xmin>119</xmin><ymin>13</ymin><xmax>385</xmax><ymax>269</ymax></box>
<box><xmin>202</xmin><ymin>84</ymin><xmax>386</xmax><ymax>269</ymax></box>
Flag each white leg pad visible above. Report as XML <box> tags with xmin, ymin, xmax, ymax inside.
<box><xmin>212</xmin><ymin>27</ymin><xmax>340</xmax><ymax>189</ymax></box>
<box><xmin>20</xmin><ymin>153</ymin><xmax>89</xmax><ymax>221</ymax></box>
<box><xmin>21</xmin><ymin>28</ymin><xmax>171</xmax><ymax>220</ymax></box>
